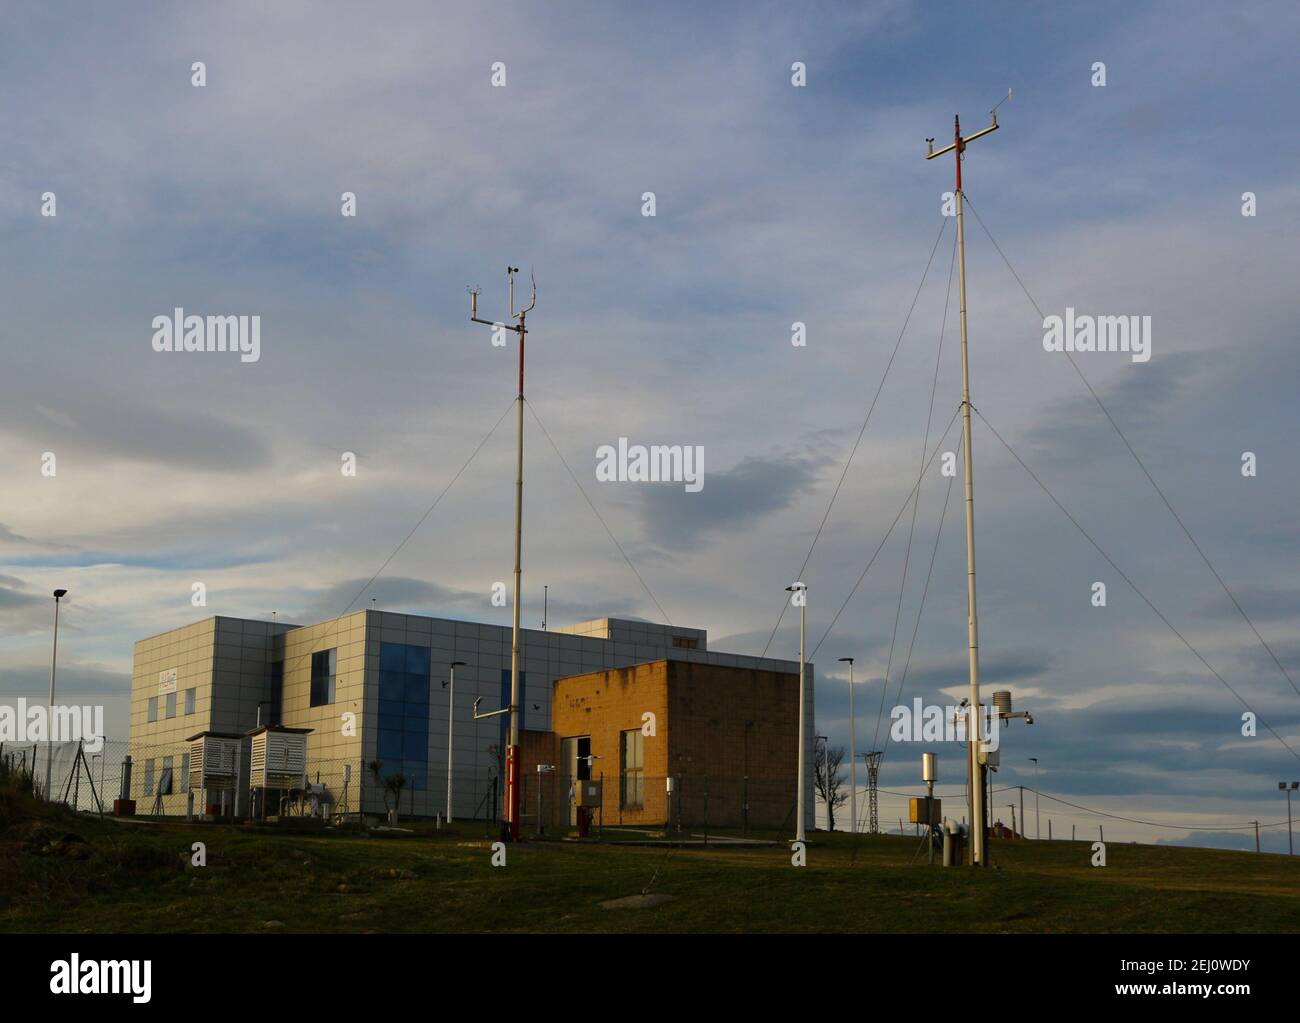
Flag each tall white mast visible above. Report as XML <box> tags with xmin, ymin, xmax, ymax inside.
<box><xmin>926</xmin><ymin>107</ymin><xmax>1000</xmax><ymax>866</ymax></box>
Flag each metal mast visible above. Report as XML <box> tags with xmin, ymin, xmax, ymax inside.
<box><xmin>470</xmin><ymin>266</ymin><xmax>535</xmax><ymax>841</ymax></box>
<box><xmin>864</xmin><ymin>750</ymin><xmax>882</xmax><ymax>834</ymax></box>
<box><xmin>926</xmin><ymin>107</ymin><xmax>1000</xmax><ymax>866</ymax></box>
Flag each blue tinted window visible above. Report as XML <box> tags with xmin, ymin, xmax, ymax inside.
<box><xmin>378</xmin><ymin>730</ymin><xmax>402</xmax><ymax>759</ymax></box>
<box><xmin>405</xmin><ymin>645</ymin><xmax>430</xmax><ymax>676</ymax></box>
<box><xmin>378</xmin><ymin>642</ymin><xmax>431</xmax><ymax>791</ymax></box>
<box><xmin>380</xmin><ymin>644</ymin><xmax>405</xmax><ymax>674</ymax></box>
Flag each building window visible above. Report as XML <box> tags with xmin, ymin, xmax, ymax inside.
<box><xmin>620</xmin><ymin>729</ymin><xmax>644</xmax><ymax>810</ymax></box>
<box><xmin>184</xmin><ymin>688</ymin><xmax>196</xmax><ymax>715</ymax></box>
<box><xmin>180</xmin><ymin>752</ymin><xmax>190</xmax><ymax>792</ymax></box>
<box><xmin>165</xmin><ymin>691</ymin><xmax>177</xmax><ymax>719</ymax></box>
<box><xmin>270</xmin><ymin>661</ymin><xmax>284</xmax><ymax>725</ymax></box>
<box><xmin>377</xmin><ymin>643</ymin><xmax>430</xmax><ymax>791</ymax></box>
<box><xmin>143</xmin><ymin>758</ymin><xmax>155</xmax><ymax>796</ymax></box>
<box><xmin>672</xmin><ymin>636</ymin><xmax>698</xmax><ymax>650</ymax></box>
<box><xmin>147</xmin><ymin>697</ymin><xmax>158</xmax><ymax>723</ymax></box>
<box><xmin>310</xmin><ymin>649</ymin><xmax>337</xmax><ymax>707</ymax></box>
<box><xmin>160</xmin><ymin>755</ymin><xmax>174</xmax><ymax>795</ymax></box>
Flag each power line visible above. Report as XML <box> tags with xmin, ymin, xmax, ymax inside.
<box><xmin>962</xmin><ymin>193</ymin><xmax>1300</xmax><ymax>704</ymax></box>
<box><xmin>338</xmin><ymin>399</ymin><xmax>517</xmax><ymax>617</ymax></box>
<box><xmin>525</xmin><ymin>399</ymin><xmax>673</xmax><ymax>625</ymax></box>
<box><xmin>254</xmin><ymin>398</ymin><xmax>517</xmax><ymax>723</ymax></box>
<box><xmin>808</xmin><ymin>405</ymin><xmax>961</xmax><ymax>662</ymax></box>
<box><xmin>872</xmin><ymin>785</ymin><xmax>1297</xmax><ymax>831</ymax></box>
<box><xmin>974</xmin><ymin>405</ymin><xmax>1300</xmax><ymax>762</ymax></box>
<box><xmin>874</xmin><ymin>232</ymin><xmax>958</xmax><ymax>753</ymax></box>
<box><xmin>760</xmin><ymin>218</ymin><xmax>951</xmax><ymax>659</ymax></box>
<box><xmin>877</xmin><ymin>435</ymin><xmax>958</xmax><ymax>764</ymax></box>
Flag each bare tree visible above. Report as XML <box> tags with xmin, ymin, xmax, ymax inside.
<box><xmin>814</xmin><ymin>743</ymin><xmax>850</xmax><ymax>831</ymax></box>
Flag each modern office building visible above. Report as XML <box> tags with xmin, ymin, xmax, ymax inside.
<box><xmin>128</xmin><ymin>611</ymin><xmax>815</xmax><ymax>827</ymax></box>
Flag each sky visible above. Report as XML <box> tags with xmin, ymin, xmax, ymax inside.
<box><xmin>2</xmin><ymin>0</ymin><xmax>1299</xmax><ymax>850</ymax></box>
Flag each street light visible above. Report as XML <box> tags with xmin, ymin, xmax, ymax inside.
<box><xmin>786</xmin><ymin>582</ymin><xmax>807</xmax><ymax>843</ymax></box>
<box><xmin>45</xmin><ymin>588</ymin><xmax>67</xmax><ymax>801</ymax></box>
<box><xmin>1281</xmin><ymin>781</ymin><xmax>1299</xmax><ymax>855</ymax></box>
<box><xmin>443</xmin><ymin>661</ymin><xmax>467</xmax><ymax>823</ymax></box>
<box><xmin>1028</xmin><ymin>757</ymin><xmax>1040</xmax><ymax>839</ymax></box>
<box><xmin>839</xmin><ymin>657</ymin><xmax>856</xmax><ymax>835</ymax></box>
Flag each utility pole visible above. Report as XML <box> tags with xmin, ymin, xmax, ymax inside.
<box><xmin>470</xmin><ymin>267</ymin><xmax>536</xmax><ymax>842</ymax></box>
<box><xmin>1019</xmin><ymin>785</ymin><xmax>1025</xmax><ymax>842</ymax></box>
<box><xmin>786</xmin><ymin>582</ymin><xmax>808</xmax><ymax>843</ymax></box>
<box><xmin>926</xmin><ymin>104</ymin><xmax>1002</xmax><ymax>866</ymax></box>
<box><xmin>1251</xmin><ymin>820</ymin><xmax>1260</xmax><ymax>853</ymax></box>
<box><xmin>1274</xmin><ymin>785</ymin><xmax>1294</xmax><ymax>857</ymax></box>
<box><xmin>840</xmin><ymin>657</ymin><xmax>857</xmax><ymax>835</ymax></box>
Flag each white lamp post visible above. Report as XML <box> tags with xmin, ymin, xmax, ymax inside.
<box><xmin>45</xmin><ymin>588</ymin><xmax>67</xmax><ymax>801</ymax></box>
<box><xmin>786</xmin><ymin>582</ymin><xmax>807</xmax><ymax>843</ymax></box>
<box><xmin>839</xmin><ymin>656</ymin><xmax>856</xmax><ymax>834</ymax></box>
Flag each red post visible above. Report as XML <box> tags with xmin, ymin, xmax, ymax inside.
<box><xmin>506</xmin><ymin>744</ymin><xmax>520</xmax><ymax>840</ymax></box>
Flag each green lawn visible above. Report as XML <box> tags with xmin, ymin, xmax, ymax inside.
<box><xmin>3</xmin><ymin>810</ymin><xmax>1298</xmax><ymax>933</ymax></box>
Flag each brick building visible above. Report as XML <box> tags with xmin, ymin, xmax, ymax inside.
<box><xmin>521</xmin><ymin>659</ymin><xmax>801</xmax><ymax>832</ymax></box>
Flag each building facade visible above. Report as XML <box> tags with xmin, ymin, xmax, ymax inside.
<box><xmin>129</xmin><ymin>612</ymin><xmax>815</xmax><ymax>827</ymax></box>
<box><xmin>521</xmin><ymin>659</ymin><xmax>802</xmax><ymax>832</ymax></box>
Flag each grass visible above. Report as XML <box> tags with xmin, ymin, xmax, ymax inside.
<box><xmin>2</xmin><ymin>803</ymin><xmax>1298</xmax><ymax>933</ymax></box>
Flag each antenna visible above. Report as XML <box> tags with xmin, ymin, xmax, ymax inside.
<box><xmin>466</xmin><ymin>264</ymin><xmax>538</xmax><ymax>843</ymax></box>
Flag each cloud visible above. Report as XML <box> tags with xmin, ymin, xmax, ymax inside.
<box><xmin>0</xmin><ymin>573</ymin><xmax>53</xmax><ymax>633</ymax></box>
<box><xmin>638</xmin><ymin>449</ymin><xmax>829</xmax><ymax>548</ymax></box>
<box><xmin>0</xmin><ymin>660</ymin><xmax>129</xmax><ymax>697</ymax></box>
<box><xmin>1</xmin><ymin>1</ymin><xmax>1298</xmax><ymax>851</ymax></box>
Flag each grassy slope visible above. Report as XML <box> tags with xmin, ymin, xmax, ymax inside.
<box><xmin>2</xmin><ymin>813</ymin><xmax>1298</xmax><ymax>933</ymax></box>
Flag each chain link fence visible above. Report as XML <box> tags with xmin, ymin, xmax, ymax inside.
<box><xmin>9</xmin><ymin>741</ymin><xmax>817</xmax><ymax>835</ymax></box>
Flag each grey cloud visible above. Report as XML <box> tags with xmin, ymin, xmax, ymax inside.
<box><xmin>0</xmin><ymin>661</ymin><xmax>129</xmax><ymax>697</ymax></box>
<box><xmin>638</xmin><ymin>450</ymin><xmax>829</xmax><ymax>549</ymax></box>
